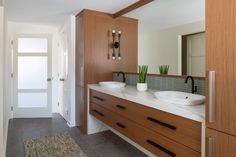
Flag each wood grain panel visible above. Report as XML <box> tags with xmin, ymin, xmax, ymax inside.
<box><xmin>134</xmin><ymin>103</ymin><xmax>201</xmax><ymax>152</ymax></box>
<box><xmin>75</xmin><ymin>12</ymin><xmax>85</xmax><ymax>87</ymax></box>
<box><xmin>135</xmin><ymin>124</ymin><xmax>200</xmax><ymax>157</ymax></box>
<box><xmin>206</xmin><ymin>128</ymin><xmax>236</xmax><ymax>157</ymax></box>
<box><xmin>206</xmin><ymin>0</ymin><xmax>236</xmax><ymax>136</ymax></box>
<box><xmin>112</xmin><ymin>18</ymin><xmax>138</xmax><ymax>72</ymax></box>
<box><xmin>90</xmin><ymin>102</ymin><xmax>136</xmax><ymax>140</ymax></box>
<box><xmin>75</xmin><ymin>9</ymin><xmax>138</xmax><ymax>134</ymax></box>
<box><xmin>90</xmin><ymin>102</ymin><xmax>200</xmax><ymax>157</ymax></box>
<box><xmin>75</xmin><ymin>13</ymin><xmax>86</xmax><ymax>131</ymax></box>
<box><xmin>90</xmin><ymin>90</ymin><xmax>136</xmax><ymax>118</ymax></box>
<box><xmin>113</xmin><ymin>0</ymin><xmax>154</xmax><ymax>18</ymax></box>
<box><xmin>90</xmin><ymin>89</ymin><xmax>201</xmax><ymax>152</ymax></box>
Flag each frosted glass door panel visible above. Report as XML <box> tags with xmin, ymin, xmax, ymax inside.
<box><xmin>18</xmin><ymin>38</ymin><xmax>48</xmax><ymax>53</ymax></box>
<box><xmin>18</xmin><ymin>56</ymin><xmax>47</xmax><ymax>89</ymax></box>
<box><xmin>14</xmin><ymin>35</ymin><xmax>52</xmax><ymax>118</ymax></box>
<box><xmin>18</xmin><ymin>93</ymin><xmax>47</xmax><ymax>108</ymax></box>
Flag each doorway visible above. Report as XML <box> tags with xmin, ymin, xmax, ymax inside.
<box><xmin>13</xmin><ymin>34</ymin><xmax>52</xmax><ymax>118</ymax></box>
<box><xmin>181</xmin><ymin>32</ymin><xmax>205</xmax><ymax>77</ymax></box>
<box><xmin>58</xmin><ymin>31</ymin><xmax>70</xmax><ymax>122</ymax></box>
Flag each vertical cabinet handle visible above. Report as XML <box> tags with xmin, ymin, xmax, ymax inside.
<box><xmin>146</xmin><ymin>140</ymin><xmax>176</xmax><ymax>157</ymax></box>
<box><xmin>209</xmin><ymin>71</ymin><xmax>216</xmax><ymax>123</ymax></box>
<box><xmin>208</xmin><ymin>137</ymin><xmax>215</xmax><ymax>157</ymax></box>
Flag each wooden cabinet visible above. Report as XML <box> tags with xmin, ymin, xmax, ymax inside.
<box><xmin>90</xmin><ymin>90</ymin><xmax>201</xmax><ymax>157</ymax></box>
<box><xmin>75</xmin><ymin>10</ymin><xmax>138</xmax><ymax>133</ymax></box>
<box><xmin>206</xmin><ymin>0</ymin><xmax>236</xmax><ymax>136</ymax></box>
<box><xmin>206</xmin><ymin>128</ymin><xmax>236</xmax><ymax>157</ymax></box>
<box><xmin>206</xmin><ymin>0</ymin><xmax>236</xmax><ymax>156</ymax></box>
<box><xmin>90</xmin><ymin>89</ymin><xmax>201</xmax><ymax>152</ymax></box>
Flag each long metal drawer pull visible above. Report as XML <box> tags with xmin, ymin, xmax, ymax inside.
<box><xmin>93</xmin><ymin>110</ymin><xmax>104</xmax><ymax>117</ymax></box>
<box><xmin>116</xmin><ymin>122</ymin><xmax>126</xmax><ymax>129</ymax></box>
<box><xmin>146</xmin><ymin>140</ymin><xmax>176</xmax><ymax>157</ymax></box>
<box><xmin>116</xmin><ymin>105</ymin><xmax>126</xmax><ymax>110</ymax></box>
<box><xmin>147</xmin><ymin>117</ymin><xmax>177</xmax><ymax>130</ymax></box>
<box><xmin>208</xmin><ymin>137</ymin><xmax>215</xmax><ymax>157</ymax></box>
<box><xmin>209</xmin><ymin>71</ymin><xmax>216</xmax><ymax>123</ymax></box>
<box><xmin>93</xmin><ymin>96</ymin><xmax>104</xmax><ymax>102</ymax></box>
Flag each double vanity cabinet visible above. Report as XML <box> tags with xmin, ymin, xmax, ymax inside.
<box><xmin>88</xmin><ymin>86</ymin><xmax>204</xmax><ymax>157</ymax></box>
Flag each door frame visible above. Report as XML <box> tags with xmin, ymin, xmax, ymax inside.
<box><xmin>178</xmin><ymin>31</ymin><xmax>205</xmax><ymax>75</ymax></box>
<box><xmin>13</xmin><ymin>34</ymin><xmax>52</xmax><ymax>118</ymax></box>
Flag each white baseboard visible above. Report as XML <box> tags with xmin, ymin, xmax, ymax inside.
<box><xmin>66</xmin><ymin>121</ymin><xmax>76</xmax><ymax>128</ymax></box>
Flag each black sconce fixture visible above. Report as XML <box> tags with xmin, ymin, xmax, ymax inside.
<box><xmin>112</xmin><ymin>30</ymin><xmax>122</xmax><ymax>60</ymax></box>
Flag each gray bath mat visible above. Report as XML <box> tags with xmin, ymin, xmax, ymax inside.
<box><xmin>24</xmin><ymin>133</ymin><xmax>87</xmax><ymax>157</ymax></box>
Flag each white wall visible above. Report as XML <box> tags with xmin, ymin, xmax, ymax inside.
<box><xmin>0</xmin><ymin>6</ymin><xmax>4</xmax><ymax>157</ymax></box>
<box><xmin>138</xmin><ymin>21</ymin><xmax>205</xmax><ymax>74</ymax></box>
<box><xmin>58</xmin><ymin>15</ymin><xmax>76</xmax><ymax>126</ymax></box>
<box><xmin>5</xmin><ymin>22</ymin><xmax>60</xmax><ymax>119</ymax></box>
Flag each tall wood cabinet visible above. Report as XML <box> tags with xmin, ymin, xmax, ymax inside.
<box><xmin>75</xmin><ymin>10</ymin><xmax>138</xmax><ymax>133</ymax></box>
<box><xmin>206</xmin><ymin>0</ymin><xmax>236</xmax><ymax>156</ymax></box>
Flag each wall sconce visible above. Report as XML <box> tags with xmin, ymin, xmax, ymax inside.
<box><xmin>112</xmin><ymin>30</ymin><xmax>122</xmax><ymax>60</ymax></box>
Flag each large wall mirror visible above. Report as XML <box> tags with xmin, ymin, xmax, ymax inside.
<box><xmin>125</xmin><ymin>0</ymin><xmax>205</xmax><ymax>77</ymax></box>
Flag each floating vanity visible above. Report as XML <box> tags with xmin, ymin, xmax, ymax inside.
<box><xmin>87</xmin><ymin>84</ymin><xmax>205</xmax><ymax>157</ymax></box>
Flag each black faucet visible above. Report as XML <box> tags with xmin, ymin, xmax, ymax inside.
<box><xmin>185</xmin><ymin>76</ymin><xmax>197</xmax><ymax>94</ymax></box>
<box><xmin>117</xmin><ymin>72</ymin><xmax>126</xmax><ymax>83</ymax></box>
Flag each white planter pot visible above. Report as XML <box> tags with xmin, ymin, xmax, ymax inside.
<box><xmin>137</xmin><ymin>83</ymin><xmax>148</xmax><ymax>91</ymax></box>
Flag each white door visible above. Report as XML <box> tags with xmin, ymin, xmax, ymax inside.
<box><xmin>13</xmin><ymin>34</ymin><xmax>52</xmax><ymax>118</ymax></box>
<box><xmin>58</xmin><ymin>32</ymin><xmax>69</xmax><ymax>122</ymax></box>
<box><xmin>187</xmin><ymin>33</ymin><xmax>205</xmax><ymax>77</ymax></box>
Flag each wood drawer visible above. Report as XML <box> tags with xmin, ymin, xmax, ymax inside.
<box><xmin>135</xmin><ymin>124</ymin><xmax>200</xmax><ymax>157</ymax></box>
<box><xmin>90</xmin><ymin>90</ymin><xmax>135</xmax><ymax>120</ymax></box>
<box><xmin>90</xmin><ymin>102</ymin><xmax>136</xmax><ymax>140</ymax></box>
<box><xmin>90</xmin><ymin>102</ymin><xmax>200</xmax><ymax>157</ymax></box>
<box><xmin>90</xmin><ymin>90</ymin><xmax>201</xmax><ymax>152</ymax></box>
<box><xmin>134</xmin><ymin>104</ymin><xmax>201</xmax><ymax>152</ymax></box>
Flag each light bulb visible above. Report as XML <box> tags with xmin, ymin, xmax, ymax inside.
<box><xmin>112</xmin><ymin>53</ymin><xmax>116</xmax><ymax>60</ymax></box>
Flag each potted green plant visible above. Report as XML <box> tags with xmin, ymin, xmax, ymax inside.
<box><xmin>159</xmin><ymin>65</ymin><xmax>169</xmax><ymax>75</ymax></box>
<box><xmin>137</xmin><ymin>65</ymin><xmax>148</xmax><ymax>91</ymax></box>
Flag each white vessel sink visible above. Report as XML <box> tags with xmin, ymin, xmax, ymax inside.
<box><xmin>99</xmin><ymin>81</ymin><xmax>126</xmax><ymax>89</ymax></box>
<box><xmin>154</xmin><ymin>91</ymin><xmax>205</xmax><ymax>106</ymax></box>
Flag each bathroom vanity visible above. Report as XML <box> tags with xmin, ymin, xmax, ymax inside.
<box><xmin>87</xmin><ymin>84</ymin><xmax>205</xmax><ymax>157</ymax></box>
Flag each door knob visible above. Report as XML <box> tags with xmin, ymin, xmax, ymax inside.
<box><xmin>47</xmin><ymin>78</ymin><xmax>53</xmax><ymax>82</ymax></box>
<box><xmin>59</xmin><ymin>78</ymin><xmax>65</xmax><ymax>81</ymax></box>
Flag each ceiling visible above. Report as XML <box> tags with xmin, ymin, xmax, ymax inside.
<box><xmin>5</xmin><ymin>0</ymin><xmax>205</xmax><ymax>30</ymax></box>
<box><xmin>125</xmin><ymin>0</ymin><xmax>205</xmax><ymax>31</ymax></box>
<box><xmin>5</xmin><ymin>0</ymin><xmax>138</xmax><ymax>27</ymax></box>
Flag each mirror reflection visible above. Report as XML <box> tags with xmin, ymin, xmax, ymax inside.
<box><xmin>125</xmin><ymin>0</ymin><xmax>205</xmax><ymax>77</ymax></box>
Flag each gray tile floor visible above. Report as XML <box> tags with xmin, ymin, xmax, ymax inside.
<box><xmin>6</xmin><ymin>114</ymin><xmax>147</xmax><ymax>157</ymax></box>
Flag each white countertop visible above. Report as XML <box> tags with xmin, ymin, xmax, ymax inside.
<box><xmin>88</xmin><ymin>84</ymin><xmax>205</xmax><ymax>123</ymax></box>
